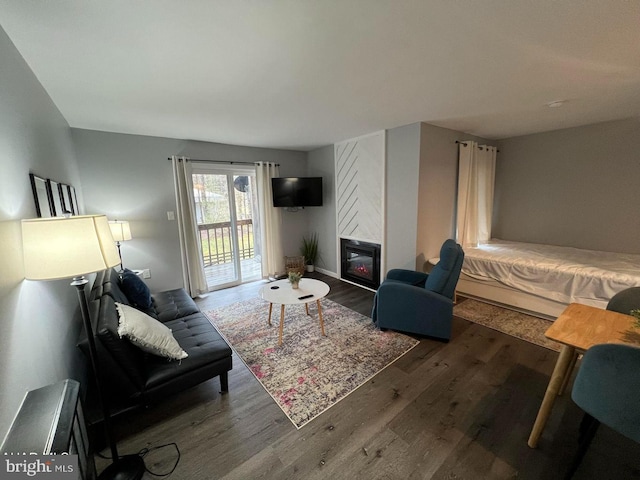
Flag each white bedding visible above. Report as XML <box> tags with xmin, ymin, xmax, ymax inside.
<box><xmin>462</xmin><ymin>239</ymin><xmax>640</xmax><ymax>307</ymax></box>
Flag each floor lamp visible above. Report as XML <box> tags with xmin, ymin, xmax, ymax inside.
<box><xmin>22</xmin><ymin>215</ymin><xmax>145</xmax><ymax>480</ymax></box>
<box><xmin>108</xmin><ymin>220</ymin><xmax>132</xmax><ymax>271</ymax></box>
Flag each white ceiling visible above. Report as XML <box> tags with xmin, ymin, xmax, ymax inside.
<box><xmin>2</xmin><ymin>1</ymin><xmax>639</xmax><ymax>151</ymax></box>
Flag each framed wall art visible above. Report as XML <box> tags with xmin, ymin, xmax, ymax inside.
<box><xmin>60</xmin><ymin>183</ymin><xmax>73</xmax><ymax>215</ymax></box>
<box><xmin>67</xmin><ymin>185</ymin><xmax>79</xmax><ymax>215</ymax></box>
<box><xmin>29</xmin><ymin>173</ymin><xmax>54</xmax><ymax>218</ymax></box>
<box><xmin>29</xmin><ymin>173</ymin><xmax>81</xmax><ymax>217</ymax></box>
<box><xmin>46</xmin><ymin>180</ymin><xmax>64</xmax><ymax>216</ymax></box>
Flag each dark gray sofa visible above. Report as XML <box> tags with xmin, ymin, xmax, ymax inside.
<box><xmin>79</xmin><ymin>269</ymin><xmax>232</xmax><ymax>412</ymax></box>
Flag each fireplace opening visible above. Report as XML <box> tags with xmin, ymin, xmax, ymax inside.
<box><xmin>340</xmin><ymin>238</ymin><xmax>381</xmax><ymax>289</ymax></box>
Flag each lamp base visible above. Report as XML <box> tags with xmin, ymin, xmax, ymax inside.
<box><xmin>98</xmin><ymin>454</ymin><xmax>145</xmax><ymax>480</ymax></box>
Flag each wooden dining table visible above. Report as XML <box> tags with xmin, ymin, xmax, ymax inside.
<box><xmin>528</xmin><ymin>302</ymin><xmax>640</xmax><ymax>448</ymax></box>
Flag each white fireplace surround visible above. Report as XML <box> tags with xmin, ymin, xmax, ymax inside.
<box><xmin>334</xmin><ymin>131</ymin><xmax>385</xmax><ymax>288</ymax></box>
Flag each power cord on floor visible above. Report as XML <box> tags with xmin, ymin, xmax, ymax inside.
<box><xmin>139</xmin><ymin>442</ymin><xmax>181</xmax><ymax>477</ymax></box>
<box><xmin>95</xmin><ymin>443</ymin><xmax>181</xmax><ymax>477</ymax></box>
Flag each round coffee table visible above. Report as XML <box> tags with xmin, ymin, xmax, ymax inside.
<box><xmin>258</xmin><ymin>278</ymin><xmax>330</xmax><ymax>345</ymax></box>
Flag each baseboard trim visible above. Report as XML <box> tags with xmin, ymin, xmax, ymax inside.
<box><xmin>315</xmin><ymin>267</ymin><xmax>339</xmax><ymax>278</ymax></box>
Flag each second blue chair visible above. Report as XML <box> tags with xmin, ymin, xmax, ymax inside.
<box><xmin>565</xmin><ymin>343</ymin><xmax>640</xmax><ymax>478</ymax></box>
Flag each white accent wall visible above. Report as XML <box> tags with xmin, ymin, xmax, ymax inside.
<box><xmin>334</xmin><ymin>132</ymin><xmax>385</xmax><ymax>244</ymax></box>
<box><xmin>315</xmin><ymin>122</ymin><xmax>485</xmax><ymax>282</ymax></box>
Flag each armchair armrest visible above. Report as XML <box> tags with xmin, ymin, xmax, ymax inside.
<box><xmin>386</xmin><ymin>269</ymin><xmax>429</xmax><ymax>287</ymax></box>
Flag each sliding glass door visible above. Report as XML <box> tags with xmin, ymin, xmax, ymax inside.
<box><xmin>191</xmin><ymin>165</ymin><xmax>261</xmax><ymax>290</ymax></box>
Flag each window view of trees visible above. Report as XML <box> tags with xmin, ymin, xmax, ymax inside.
<box><xmin>192</xmin><ymin>174</ymin><xmax>255</xmax><ymax>224</ymax></box>
<box><xmin>191</xmin><ymin>173</ymin><xmax>260</xmax><ymax>272</ymax></box>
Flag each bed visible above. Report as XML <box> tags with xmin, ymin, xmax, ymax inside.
<box><xmin>457</xmin><ymin>239</ymin><xmax>640</xmax><ymax>319</ymax></box>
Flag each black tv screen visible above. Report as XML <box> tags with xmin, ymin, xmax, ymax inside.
<box><xmin>272</xmin><ymin>177</ymin><xmax>323</xmax><ymax>207</ymax></box>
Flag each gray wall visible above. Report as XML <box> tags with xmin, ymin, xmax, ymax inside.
<box><xmin>494</xmin><ymin>118</ymin><xmax>640</xmax><ymax>254</ymax></box>
<box><xmin>416</xmin><ymin>123</ymin><xmax>490</xmax><ymax>269</ymax></box>
<box><xmin>416</xmin><ymin>123</ymin><xmax>459</xmax><ymax>268</ymax></box>
<box><xmin>72</xmin><ymin>129</ymin><xmax>308</xmax><ymax>292</ymax></box>
<box><xmin>0</xmin><ymin>26</ymin><xmax>86</xmax><ymax>439</ymax></box>
<box><xmin>385</xmin><ymin>124</ymin><xmax>421</xmax><ymax>272</ymax></box>
<box><xmin>307</xmin><ymin>145</ymin><xmax>337</xmax><ymax>274</ymax></box>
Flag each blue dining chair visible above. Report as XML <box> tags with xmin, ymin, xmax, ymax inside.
<box><xmin>565</xmin><ymin>343</ymin><xmax>640</xmax><ymax>478</ymax></box>
<box><xmin>606</xmin><ymin>286</ymin><xmax>640</xmax><ymax>315</ymax></box>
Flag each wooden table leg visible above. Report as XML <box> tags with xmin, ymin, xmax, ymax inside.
<box><xmin>267</xmin><ymin>303</ymin><xmax>273</xmax><ymax>326</ymax></box>
<box><xmin>278</xmin><ymin>304</ymin><xmax>285</xmax><ymax>345</ymax></box>
<box><xmin>305</xmin><ymin>302</ymin><xmax>310</xmax><ymax>316</ymax></box>
<box><xmin>528</xmin><ymin>344</ymin><xmax>576</xmax><ymax>448</ymax></box>
<box><xmin>317</xmin><ymin>299</ymin><xmax>325</xmax><ymax>336</ymax></box>
<box><xmin>558</xmin><ymin>351</ymin><xmax>579</xmax><ymax>396</ymax></box>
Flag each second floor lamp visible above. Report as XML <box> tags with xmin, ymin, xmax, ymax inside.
<box><xmin>108</xmin><ymin>220</ymin><xmax>132</xmax><ymax>271</ymax></box>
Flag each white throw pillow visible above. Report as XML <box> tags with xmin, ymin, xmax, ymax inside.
<box><xmin>115</xmin><ymin>302</ymin><xmax>188</xmax><ymax>361</ymax></box>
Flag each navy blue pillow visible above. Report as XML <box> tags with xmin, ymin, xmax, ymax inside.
<box><xmin>120</xmin><ymin>270</ymin><xmax>152</xmax><ymax>309</ymax></box>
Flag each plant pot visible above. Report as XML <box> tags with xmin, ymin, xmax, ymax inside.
<box><xmin>291</xmin><ymin>281</ymin><xmax>299</xmax><ymax>289</ymax></box>
<box><xmin>306</xmin><ymin>264</ymin><xmax>315</xmax><ymax>273</ymax></box>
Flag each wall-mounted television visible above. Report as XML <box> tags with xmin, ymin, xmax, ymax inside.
<box><xmin>272</xmin><ymin>177</ymin><xmax>323</xmax><ymax>207</ymax></box>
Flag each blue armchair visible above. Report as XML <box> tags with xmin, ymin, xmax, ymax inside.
<box><xmin>371</xmin><ymin>239</ymin><xmax>464</xmax><ymax>340</ymax></box>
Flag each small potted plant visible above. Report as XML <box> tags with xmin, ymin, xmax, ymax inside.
<box><xmin>300</xmin><ymin>233</ymin><xmax>319</xmax><ymax>272</ymax></box>
<box><xmin>288</xmin><ymin>271</ymin><xmax>302</xmax><ymax>289</ymax></box>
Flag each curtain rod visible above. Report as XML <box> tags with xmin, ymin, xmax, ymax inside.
<box><xmin>167</xmin><ymin>157</ymin><xmax>280</xmax><ymax>167</ymax></box>
<box><xmin>455</xmin><ymin>141</ymin><xmax>499</xmax><ymax>153</ymax></box>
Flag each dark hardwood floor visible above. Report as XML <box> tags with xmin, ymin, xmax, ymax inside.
<box><xmin>104</xmin><ymin>272</ymin><xmax>640</xmax><ymax>479</ymax></box>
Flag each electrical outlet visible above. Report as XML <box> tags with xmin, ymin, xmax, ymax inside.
<box><xmin>143</xmin><ymin>269</ymin><xmax>151</xmax><ymax>279</ymax></box>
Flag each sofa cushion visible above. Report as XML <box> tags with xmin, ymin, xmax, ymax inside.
<box><xmin>93</xmin><ymin>295</ymin><xmax>147</xmax><ymax>390</ymax></box>
<box><xmin>120</xmin><ymin>270</ymin><xmax>153</xmax><ymax>309</ymax></box>
<box><xmin>152</xmin><ymin>289</ymin><xmax>200</xmax><ymax>323</ymax></box>
<box><xmin>116</xmin><ymin>302</ymin><xmax>188</xmax><ymax>361</ymax></box>
<box><xmin>144</xmin><ymin>313</ymin><xmax>232</xmax><ymax>389</ymax></box>
<box><xmin>102</xmin><ymin>280</ymin><xmax>131</xmax><ymax>305</ymax></box>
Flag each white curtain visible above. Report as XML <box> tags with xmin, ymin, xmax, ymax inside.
<box><xmin>456</xmin><ymin>141</ymin><xmax>497</xmax><ymax>248</ymax></box>
<box><xmin>256</xmin><ymin>162</ymin><xmax>284</xmax><ymax>278</ymax></box>
<box><xmin>171</xmin><ymin>156</ymin><xmax>208</xmax><ymax>296</ymax></box>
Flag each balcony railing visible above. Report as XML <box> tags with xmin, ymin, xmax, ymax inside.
<box><xmin>198</xmin><ymin>219</ymin><xmax>254</xmax><ymax>267</ymax></box>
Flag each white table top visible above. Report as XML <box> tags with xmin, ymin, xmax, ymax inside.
<box><xmin>259</xmin><ymin>278</ymin><xmax>330</xmax><ymax>305</ymax></box>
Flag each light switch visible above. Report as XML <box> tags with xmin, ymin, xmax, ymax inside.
<box><xmin>167</xmin><ymin>211</ymin><xmax>175</xmax><ymax>221</ymax></box>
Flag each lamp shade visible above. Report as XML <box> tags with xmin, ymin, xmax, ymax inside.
<box><xmin>22</xmin><ymin>215</ymin><xmax>120</xmax><ymax>280</ymax></box>
<box><xmin>108</xmin><ymin>220</ymin><xmax>132</xmax><ymax>242</ymax></box>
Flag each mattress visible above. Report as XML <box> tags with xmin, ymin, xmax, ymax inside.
<box><xmin>461</xmin><ymin>239</ymin><xmax>640</xmax><ymax>306</ymax></box>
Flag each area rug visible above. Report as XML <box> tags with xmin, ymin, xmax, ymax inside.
<box><xmin>205</xmin><ymin>298</ymin><xmax>419</xmax><ymax>429</ymax></box>
<box><xmin>453</xmin><ymin>299</ymin><xmax>561</xmax><ymax>352</ymax></box>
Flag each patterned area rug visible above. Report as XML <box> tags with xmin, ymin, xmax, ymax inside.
<box><xmin>205</xmin><ymin>298</ymin><xmax>419</xmax><ymax>429</ymax></box>
<box><xmin>453</xmin><ymin>299</ymin><xmax>561</xmax><ymax>351</ymax></box>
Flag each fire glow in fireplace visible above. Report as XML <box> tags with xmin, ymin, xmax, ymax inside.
<box><xmin>340</xmin><ymin>238</ymin><xmax>381</xmax><ymax>289</ymax></box>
